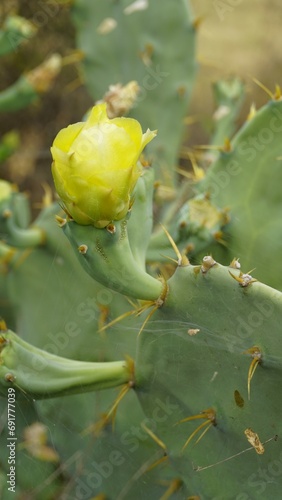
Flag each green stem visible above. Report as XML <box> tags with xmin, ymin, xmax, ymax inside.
<box><xmin>63</xmin><ymin>218</ymin><xmax>163</xmax><ymax>301</ymax></box>
<box><xmin>210</xmin><ymin>78</ymin><xmax>245</xmax><ymax>150</ymax></box>
<box><xmin>0</xmin><ymin>16</ymin><xmax>36</xmax><ymax>57</ymax></box>
<box><xmin>127</xmin><ymin>168</ymin><xmax>154</xmax><ymax>269</ymax></box>
<box><xmin>0</xmin><ymin>75</ymin><xmax>38</xmax><ymax>113</ymax></box>
<box><xmin>4</xmin><ymin>213</ymin><xmax>45</xmax><ymax>247</ymax></box>
<box><xmin>10</xmin><ymin>192</ymin><xmax>31</xmax><ymax>228</ymax></box>
<box><xmin>0</xmin><ymin>330</ymin><xmax>130</xmax><ymax>399</ymax></box>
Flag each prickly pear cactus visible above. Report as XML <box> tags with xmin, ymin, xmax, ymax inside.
<box><xmin>0</xmin><ymin>54</ymin><xmax>62</xmax><ymax>113</ymax></box>
<box><xmin>198</xmin><ymin>99</ymin><xmax>282</xmax><ymax>290</ymax></box>
<box><xmin>135</xmin><ymin>259</ymin><xmax>282</xmax><ymax>499</ymax></box>
<box><xmin>1</xmin><ymin>255</ymin><xmax>282</xmax><ymax>498</ymax></box>
<box><xmin>0</xmin><ymin>15</ymin><xmax>36</xmax><ymax>56</ymax></box>
<box><xmin>210</xmin><ymin>77</ymin><xmax>245</xmax><ymax>149</ymax></box>
<box><xmin>147</xmin><ymin>98</ymin><xmax>282</xmax><ymax>292</ymax></box>
<box><xmin>72</xmin><ymin>0</ymin><xmax>197</xmax><ymax>183</ymax></box>
<box><xmin>1</xmin><ymin>1</ymin><xmax>282</xmax><ymax>499</ymax></box>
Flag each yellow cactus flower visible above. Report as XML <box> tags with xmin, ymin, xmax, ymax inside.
<box><xmin>51</xmin><ymin>103</ymin><xmax>156</xmax><ymax>227</ymax></box>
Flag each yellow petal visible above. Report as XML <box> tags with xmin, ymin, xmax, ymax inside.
<box><xmin>141</xmin><ymin>128</ymin><xmax>157</xmax><ymax>149</ymax></box>
<box><xmin>52</xmin><ymin>122</ymin><xmax>84</xmax><ymax>153</ymax></box>
<box><xmin>84</xmin><ymin>102</ymin><xmax>109</xmax><ymax>128</ymax></box>
<box><xmin>50</xmin><ymin>145</ymin><xmax>69</xmax><ymax>167</ymax></box>
<box><xmin>50</xmin><ymin>103</ymin><xmax>157</xmax><ymax>226</ymax></box>
<box><xmin>70</xmin><ymin>124</ymin><xmax>139</xmax><ymax>173</ymax></box>
<box><xmin>51</xmin><ymin>161</ymin><xmax>77</xmax><ymax>201</ymax></box>
<box><xmin>111</xmin><ymin>116</ymin><xmax>143</xmax><ymax>150</ymax></box>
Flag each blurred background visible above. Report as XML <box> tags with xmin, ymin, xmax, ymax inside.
<box><xmin>0</xmin><ymin>0</ymin><xmax>281</xmax><ymax>208</ymax></box>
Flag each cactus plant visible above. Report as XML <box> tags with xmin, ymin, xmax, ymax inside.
<box><xmin>1</xmin><ymin>98</ymin><xmax>282</xmax><ymax>498</ymax></box>
<box><xmin>210</xmin><ymin>77</ymin><xmax>245</xmax><ymax>150</ymax></box>
<box><xmin>72</xmin><ymin>0</ymin><xmax>197</xmax><ymax>185</ymax></box>
<box><xmin>0</xmin><ymin>54</ymin><xmax>62</xmax><ymax>113</ymax></box>
<box><xmin>0</xmin><ymin>15</ymin><xmax>36</xmax><ymax>56</ymax></box>
<box><xmin>198</xmin><ymin>99</ymin><xmax>282</xmax><ymax>290</ymax></box>
<box><xmin>1</xmin><ymin>1</ymin><xmax>282</xmax><ymax>499</ymax></box>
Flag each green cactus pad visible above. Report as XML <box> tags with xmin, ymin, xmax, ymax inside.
<box><xmin>135</xmin><ymin>259</ymin><xmax>282</xmax><ymax>498</ymax></box>
<box><xmin>198</xmin><ymin>100</ymin><xmax>282</xmax><ymax>290</ymax></box>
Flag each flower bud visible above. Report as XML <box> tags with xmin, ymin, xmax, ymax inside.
<box><xmin>51</xmin><ymin>103</ymin><xmax>156</xmax><ymax>227</ymax></box>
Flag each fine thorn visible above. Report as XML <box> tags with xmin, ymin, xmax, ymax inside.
<box><xmin>141</xmin><ymin>423</ymin><xmax>167</xmax><ymax>451</ymax></box>
<box><xmin>189</xmin><ymin>151</ymin><xmax>205</xmax><ymax>180</ymax></box>
<box><xmin>175</xmin><ymin>408</ymin><xmax>216</xmax><ymax>452</ymax></box>
<box><xmin>99</xmin><ymin>300</ymin><xmax>155</xmax><ymax>334</ymax></box>
<box><xmin>160</xmin><ymin>224</ymin><xmax>189</xmax><ymax>266</ymax></box>
<box><xmin>138</xmin><ymin>276</ymin><xmax>168</xmax><ymax>337</ymax></box>
<box><xmin>99</xmin><ymin>279</ymin><xmax>168</xmax><ymax>338</ymax></box>
<box><xmin>98</xmin><ymin>308</ymin><xmax>136</xmax><ymax>334</ymax></box>
<box><xmin>141</xmin><ymin>423</ymin><xmax>168</xmax><ymax>474</ymax></box>
<box><xmin>81</xmin><ymin>375</ymin><xmax>133</xmax><ymax>436</ymax></box>
<box><xmin>159</xmin><ymin>478</ymin><xmax>183</xmax><ymax>500</ymax></box>
<box><xmin>181</xmin><ymin>420</ymin><xmax>213</xmax><ymax>452</ymax></box>
<box><xmin>176</xmin><ymin>150</ymin><xmax>205</xmax><ymax>181</ymax></box>
<box><xmin>84</xmin><ymin>384</ymin><xmax>129</xmax><ymax>435</ymax></box>
<box><xmin>137</xmin><ymin>304</ymin><xmax>158</xmax><ymax>337</ymax></box>
<box><xmin>229</xmin><ymin>270</ymin><xmax>257</xmax><ymax>287</ymax></box>
<box><xmin>144</xmin><ymin>454</ymin><xmax>168</xmax><ymax>473</ymax></box>
<box><xmin>160</xmin><ymin>254</ymin><xmax>179</xmax><ymax>265</ymax></box>
<box><xmin>252</xmin><ymin>77</ymin><xmax>281</xmax><ymax>100</ymax></box>
<box><xmin>252</xmin><ymin>77</ymin><xmax>273</xmax><ymax>99</ymax></box>
<box><xmin>243</xmin><ymin>346</ymin><xmax>262</xmax><ymax>400</ymax></box>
